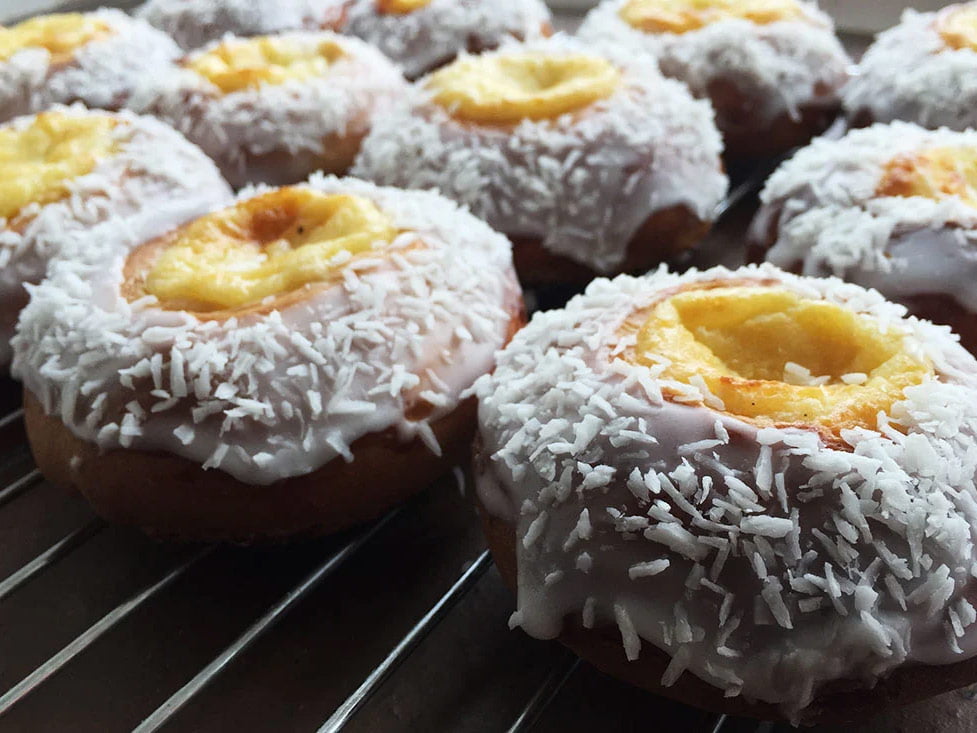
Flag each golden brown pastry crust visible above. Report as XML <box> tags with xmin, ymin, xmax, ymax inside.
<box><xmin>511</xmin><ymin>204</ymin><xmax>711</xmax><ymax>287</ymax></box>
<box><xmin>708</xmin><ymin>77</ymin><xmax>840</xmax><ymax>161</ymax></box>
<box><xmin>26</xmin><ymin>389</ymin><xmax>473</xmax><ymax>542</ymax></box>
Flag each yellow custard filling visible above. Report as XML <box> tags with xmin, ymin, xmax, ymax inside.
<box><xmin>877</xmin><ymin>146</ymin><xmax>977</xmax><ymax>207</ymax></box>
<box><xmin>938</xmin><ymin>4</ymin><xmax>977</xmax><ymax>52</ymax></box>
<box><xmin>186</xmin><ymin>36</ymin><xmax>347</xmax><ymax>94</ymax></box>
<box><xmin>142</xmin><ymin>188</ymin><xmax>397</xmax><ymax>312</ymax></box>
<box><xmin>0</xmin><ymin>111</ymin><xmax>119</xmax><ymax>222</ymax></box>
<box><xmin>376</xmin><ymin>0</ymin><xmax>433</xmax><ymax>14</ymax></box>
<box><xmin>0</xmin><ymin>12</ymin><xmax>112</xmax><ymax>64</ymax></box>
<box><xmin>620</xmin><ymin>0</ymin><xmax>803</xmax><ymax>34</ymax></box>
<box><xmin>426</xmin><ymin>51</ymin><xmax>621</xmax><ymax>124</ymax></box>
<box><xmin>627</xmin><ymin>285</ymin><xmax>932</xmax><ymax>435</ymax></box>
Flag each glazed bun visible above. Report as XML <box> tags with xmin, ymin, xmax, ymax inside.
<box><xmin>752</xmin><ymin>122</ymin><xmax>977</xmax><ymax>354</ymax></box>
<box><xmin>16</xmin><ymin>177</ymin><xmax>523</xmax><ymax>542</ymax></box>
<box><xmin>136</xmin><ymin>0</ymin><xmax>349</xmax><ymax>51</ymax></box>
<box><xmin>0</xmin><ymin>9</ymin><xmax>180</xmax><ymax>123</ymax></box>
<box><xmin>844</xmin><ymin>4</ymin><xmax>977</xmax><ymax>131</ymax></box>
<box><xmin>0</xmin><ymin>105</ymin><xmax>231</xmax><ymax>367</ymax></box>
<box><xmin>475</xmin><ymin>263</ymin><xmax>977</xmax><ymax>724</ymax></box>
<box><xmin>578</xmin><ymin>0</ymin><xmax>850</xmax><ymax>160</ymax></box>
<box><xmin>131</xmin><ymin>32</ymin><xmax>408</xmax><ymax>188</ymax></box>
<box><xmin>353</xmin><ymin>39</ymin><xmax>727</xmax><ymax>285</ymax></box>
<box><xmin>336</xmin><ymin>0</ymin><xmax>553</xmax><ymax>79</ymax></box>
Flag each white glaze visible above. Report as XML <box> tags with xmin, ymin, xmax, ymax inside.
<box><xmin>756</xmin><ymin>122</ymin><xmax>977</xmax><ymax>314</ymax></box>
<box><xmin>0</xmin><ymin>8</ymin><xmax>181</xmax><ymax>124</ymax></box>
<box><xmin>843</xmin><ymin>8</ymin><xmax>977</xmax><ymax>131</ymax></box>
<box><xmin>338</xmin><ymin>0</ymin><xmax>552</xmax><ymax>79</ymax></box>
<box><xmin>129</xmin><ymin>31</ymin><xmax>409</xmax><ymax>189</ymax></box>
<box><xmin>14</xmin><ymin>175</ymin><xmax>520</xmax><ymax>486</ymax></box>
<box><xmin>352</xmin><ymin>37</ymin><xmax>727</xmax><ymax>275</ymax></box>
<box><xmin>136</xmin><ymin>0</ymin><xmax>348</xmax><ymax>50</ymax></box>
<box><xmin>0</xmin><ymin>105</ymin><xmax>232</xmax><ymax>368</ymax></box>
<box><xmin>475</xmin><ymin>263</ymin><xmax>977</xmax><ymax>721</ymax></box>
<box><xmin>578</xmin><ymin>0</ymin><xmax>850</xmax><ymax>130</ymax></box>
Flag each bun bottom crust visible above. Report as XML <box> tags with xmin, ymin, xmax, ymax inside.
<box><xmin>25</xmin><ymin>386</ymin><xmax>472</xmax><ymax>544</ymax></box>
<box><xmin>510</xmin><ymin>204</ymin><xmax>712</xmax><ymax>288</ymax></box>
<box><xmin>706</xmin><ymin>78</ymin><xmax>841</xmax><ymax>161</ymax></box>
<box><xmin>477</xmin><ymin>500</ymin><xmax>977</xmax><ymax>725</ymax></box>
<box><xmin>221</xmin><ymin>127</ymin><xmax>368</xmax><ymax>189</ymax></box>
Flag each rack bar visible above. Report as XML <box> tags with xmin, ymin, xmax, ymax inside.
<box><xmin>0</xmin><ymin>518</ymin><xmax>105</xmax><ymax>602</ymax></box>
<box><xmin>0</xmin><ymin>468</ymin><xmax>42</xmax><ymax>508</ymax></box>
<box><xmin>0</xmin><ymin>408</ymin><xmax>24</xmax><ymax>432</ymax></box>
<box><xmin>507</xmin><ymin>655</ymin><xmax>581</xmax><ymax>733</ymax></box>
<box><xmin>0</xmin><ymin>546</ymin><xmax>214</xmax><ymax>717</ymax></box>
<box><xmin>711</xmin><ymin>714</ymin><xmax>729</xmax><ymax>733</ymax></box>
<box><xmin>133</xmin><ymin>514</ymin><xmax>397</xmax><ymax>733</ymax></box>
<box><xmin>318</xmin><ymin>550</ymin><xmax>494</xmax><ymax>733</ymax></box>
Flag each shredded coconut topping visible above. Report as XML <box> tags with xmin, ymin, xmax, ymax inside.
<box><xmin>755</xmin><ymin>122</ymin><xmax>977</xmax><ymax>314</ymax></box>
<box><xmin>136</xmin><ymin>0</ymin><xmax>348</xmax><ymax>50</ymax></box>
<box><xmin>338</xmin><ymin>0</ymin><xmax>552</xmax><ymax>79</ymax></box>
<box><xmin>14</xmin><ymin>175</ymin><xmax>519</xmax><ymax>485</ymax></box>
<box><xmin>843</xmin><ymin>9</ymin><xmax>977</xmax><ymax>131</ymax></box>
<box><xmin>0</xmin><ymin>9</ymin><xmax>180</xmax><ymax>124</ymax></box>
<box><xmin>0</xmin><ymin>104</ymin><xmax>231</xmax><ymax>367</ymax></box>
<box><xmin>577</xmin><ymin>0</ymin><xmax>849</xmax><ymax>128</ymax></box>
<box><xmin>130</xmin><ymin>32</ymin><xmax>408</xmax><ymax>188</ymax></box>
<box><xmin>475</xmin><ymin>262</ymin><xmax>977</xmax><ymax>720</ymax></box>
<box><xmin>353</xmin><ymin>37</ymin><xmax>726</xmax><ymax>274</ymax></box>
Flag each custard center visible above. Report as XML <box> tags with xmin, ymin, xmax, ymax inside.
<box><xmin>426</xmin><ymin>51</ymin><xmax>621</xmax><ymax>124</ymax></box>
<box><xmin>376</xmin><ymin>0</ymin><xmax>433</xmax><ymax>14</ymax></box>
<box><xmin>186</xmin><ymin>36</ymin><xmax>347</xmax><ymax>94</ymax></box>
<box><xmin>0</xmin><ymin>111</ymin><xmax>118</xmax><ymax>222</ymax></box>
<box><xmin>877</xmin><ymin>146</ymin><xmax>977</xmax><ymax>208</ymax></box>
<box><xmin>620</xmin><ymin>0</ymin><xmax>803</xmax><ymax>34</ymax></box>
<box><xmin>0</xmin><ymin>12</ymin><xmax>112</xmax><ymax>64</ymax></box>
<box><xmin>626</xmin><ymin>285</ymin><xmax>932</xmax><ymax>435</ymax></box>
<box><xmin>938</xmin><ymin>4</ymin><xmax>977</xmax><ymax>52</ymax></box>
<box><xmin>138</xmin><ymin>189</ymin><xmax>397</xmax><ymax>313</ymax></box>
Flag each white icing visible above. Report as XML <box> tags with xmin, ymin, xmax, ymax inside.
<box><xmin>0</xmin><ymin>9</ymin><xmax>181</xmax><ymax>124</ymax></box>
<box><xmin>578</xmin><ymin>0</ymin><xmax>849</xmax><ymax>127</ymax></box>
<box><xmin>843</xmin><ymin>8</ymin><xmax>977</xmax><ymax>131</ymax></box>
<box><xmin>475</xmin><ymin>262</ymin><xmax>977</xmax><ymax>721</ymax></box>
<box><xmin>13</xmin><ymin>175</ymin><xmax>520</xmax><ymax>486</ymax></box>
<box><xmin>338</xmin><ymin>0</ymin><xmax>552</xmax><ymax>79</ymax></box>
<box><xmin>129</xmin><ymin>31</ymin><xmax>408</xmax><ymax>189</ymax></box>
<box><xmin>136</xmin><ymin>0</ymin><xmax>348</xmax><ymax>50</ymax></box>
<box><xmin>352</xmin><ymin>37</ymin><xmax>727</xmax><ymax>275</ymax></box>
<box><xmin>0</xmin><ymin>105</ymin><xmax>232</xmax><ymax>367</ymax></box>
<box><xmin>756</xmin><ymin>122</ymin><xmax>977</xmax><ymax>313</ymax></box>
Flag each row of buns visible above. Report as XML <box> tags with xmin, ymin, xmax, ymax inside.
<box><xmin>5</xmin><ymin>0</ymin><xmax>977</xmax><ymax>727</ymax></box>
